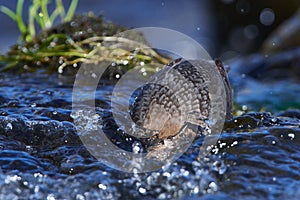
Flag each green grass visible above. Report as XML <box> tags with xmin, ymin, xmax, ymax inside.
<box><xmin>0</xmin><ymin>0</ymin><xmax>78</xmax><ymax>42</ymax></box>
<box><xmin>0</xmin><ymin>33</ymin><xmax>170</xmax><ymax>73</ymax></box>
<box><xmin>0</xmin><ymin>1</ymin><xmax>169</xmax><ymax>74</ymax></box>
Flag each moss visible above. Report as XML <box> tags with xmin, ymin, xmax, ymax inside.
<box><xmin>0</xmin><ymin>14</ymin><xmax>170</xmax><ymax>74</ymax></box>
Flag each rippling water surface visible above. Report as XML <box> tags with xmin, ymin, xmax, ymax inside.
<box><xmin>0</xmin><ymin>71</ymin><xmax>299</xmax><ymax>200</ymax></box>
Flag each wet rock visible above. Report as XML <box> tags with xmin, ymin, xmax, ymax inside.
<box><xmin>262</xmin><ymin>8</ymin><xmax>300</xmax><ymax>54</ymax></box>
<box><xmin>0</xmin><ymin>150</ymin><xmax>46</xmax><ymax>172</ymax></box>
<box><xmin>277</xmin><ymin>109</ymin><xmax>300</xmax><ymax>119</ymax></box>
<box><xmin>38</xmin><ymin>14</ymin><xmax>126</xmax><ymax>43</ymax></box>
<box><xmin>229</xmin><ymin>47</ymin><xmax>300</xmax><ymax>83</ymax></box>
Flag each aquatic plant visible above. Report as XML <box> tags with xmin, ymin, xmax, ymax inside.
<box><xmin>0</xmin><ymin>0</ymin><xmax>78</xmax><ymax>42</ymax></box>
<box><xmin>0</xmin><ymin>2</ymin><xmax>169</xmax><ymax>74</ymax></box>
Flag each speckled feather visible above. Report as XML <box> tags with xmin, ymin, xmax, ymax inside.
<box><xmin>130</xmin><ymin>58</ymin><xmax>232</xmax><ymax>140</ymax></box>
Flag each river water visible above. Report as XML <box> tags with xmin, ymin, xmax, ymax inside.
<box><xmin>0</xmin><ymin>68</ymin><xmax>299</xmax><ymax>199</ymax></box>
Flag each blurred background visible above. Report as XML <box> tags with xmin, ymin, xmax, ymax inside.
<box><xmin>0</xmin><ymin>0</ymin><xmax>299</xmax><ymax>58</ymax></box>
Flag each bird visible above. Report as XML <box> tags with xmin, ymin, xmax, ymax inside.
<box><xmin>129</xmin><ymin>58</ymin><xmax>233</xmax><ymax>149</ymax></box>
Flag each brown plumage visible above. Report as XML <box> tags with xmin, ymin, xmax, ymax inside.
<box><xmin>130</xmin><ymin>58</ymin><xmax>232</xmax><ymax>141</ymax></box>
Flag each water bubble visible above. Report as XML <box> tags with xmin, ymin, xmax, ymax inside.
<box><xmin>260</xmin><ymin>8</ymin><xmax>275</xmax><ymax>26</ymax></box>
<box><xmin>70</xmin><ymin>21</ymin><xmax>77</xmax><ymax>27</ymax></box>
<box><xmin>197</xmin><ymin>27</ymin><xmax>201</xmax><ymax>31</ymax></box>
<box><xmin>263</xmin><ymin>135</ymin><xmax>280</xmax><ymax>145</ymax></box>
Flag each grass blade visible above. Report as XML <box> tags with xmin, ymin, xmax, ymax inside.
<box><xmin>0</xmin><ymin>6</ymin><xmax>17</xmax><ymax>21</ymax></box>
<box><xmin>50</xmin><ymin>0</ymin><xmax>65</xmax><ymax>22</ymax></box>
<box><xmin>64</xmin><ymin>0</ymin><xmax>78</xmax><ymax>21</ymax></box>
<box><xmin>15</xmin><ymin>0</ymin><xmax>27</xmax><ymax>36</ymax></box>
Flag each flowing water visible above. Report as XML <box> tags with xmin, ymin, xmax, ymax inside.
<box><xmin>0</xmin><ymin>69</ymin><xmax>299</xmax><ymax>200</ymax></box>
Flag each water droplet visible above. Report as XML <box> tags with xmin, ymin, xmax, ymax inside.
<box><xmin>115</xmin><ymin>74</ymin><xmax>120</xmax><ymax>79</ymax></box>
<box><xmin>288</xmin><ymin>133</ymin><xmax>295</xmax><ymax>140</ymax></box>
<box><xmin>260</xmin><ymin>8</ymin><xmax>275</xmax><ymax>26</ymax></box>
<box><xmin>75</xmin><ymin>194</ymin><xmax>85</xmax><ymax>200</ymax></box>
<box><xmin>21</xmin><ymin>47</ymin><xmax>28</xmax><ymax>53</ymax></box>
<box><xmin>231</xmin><ymin>141</ymin><xmax>238</xmax><ymax>147</ymax></box>
<box><xmin>271</xmin><ymin>118</ymin><xmax>277</xmax><ymax>123</ymax></box>
<box><xmin>196</xmin><ymin>27</ymin><xmax>201</xmax><ymax>31</ymax></box>
<box><xmin>140</xmin><ymin>68</ymin><xmax>146</xmax><ymax>73</ymax></box>
<box><xmin>23</xmin><ymin>65</ymin><xmax>30</xmax><ymax>70</ymax></box>
<box><xmin>193</xmin><ymin>186</ymin><xmax>199</xmax><ymax>194</ymax></box>
<box><xmin>50</xmin><ymin>42</ymin><xmax>56</xmax><ymax>47</ymax></box>
<box><xmin>91</xmin><ymin>73</ymin><xmax>97</xmax><ymax>79</ymax></box>
<box><xmin>208</xmin><ymin>182</ymin><xmax>218</xmax><ymax>192</ymax></box>
<box><xmin>98</xmin><ymin>183</ymin><xmax>107</xmax><ymax>190</ymax></box>
<box><xmin>123</xmin><ymin>60</ymin><xmax>129</xmax><ymax>65</ymax></box>
<box><xmin>47</xmin><ymin>194</ymin><xmax>55</xmax><ymax>200</ymax></box>
<box><xmin>5</xmin><ymin>123</ymin><xmax>12</xmax><ymax>130</ymax></box>
<box><xmin>70</xmin><ymin>21</ymin><xmax>77</xmax><ymax>27</ymax></box>
<box><xmin>242</xmin><ymin>105</ymin><xmax>248</xmax><ymax>111</ymax></box>
<box><xmin>133</xmin><ymin>144</ymin><xmax>141</xmax><ymax>153</ymax></box>
<box><xmin>139</xmin><ymin>187</ymin><xmax>146</xmax><ymax>194</ymax></box>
